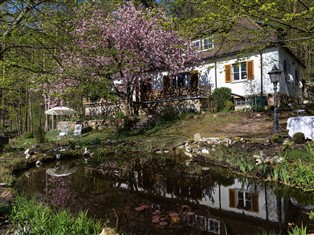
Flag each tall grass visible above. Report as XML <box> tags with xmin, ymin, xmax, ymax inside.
<box><xmin>10</xmin><ymin>197</ymin><xmax>105</xmax><ymax>235</ymax></box>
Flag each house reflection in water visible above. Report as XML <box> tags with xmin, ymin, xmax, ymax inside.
<box><xmin>16</xmin><ymin>158</ymin><xmax>311</xmax><ymax>234</ymax></box>
<box><xmin>95</xmin><ymin>164</ymin><xmax>289</xmax><ymax>234</ymax></box>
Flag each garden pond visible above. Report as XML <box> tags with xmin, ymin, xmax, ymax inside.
<box><xmin>14</xmin><ymin>155</ymin><xmax>314</xmax><ymax>235</ymax></box>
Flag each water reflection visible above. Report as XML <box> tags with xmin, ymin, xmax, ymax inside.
<box><xmin>15</xmin><ymin>157</ymin><xmax>314</xmax><ymax>235</ymax></box>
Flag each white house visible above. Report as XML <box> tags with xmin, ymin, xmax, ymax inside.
<box><xmin>136</xmin><ymin>17</ymin><xmax>305</xmax><ymax>112</ymax></box>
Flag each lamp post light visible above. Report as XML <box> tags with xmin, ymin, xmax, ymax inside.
<box><xmin>268</xmin><ymin>65</ymin><xmax>282</xmax><ymax>133</ymax></box>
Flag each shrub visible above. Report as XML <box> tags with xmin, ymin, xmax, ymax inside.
<box><xmin>2</xmin><ymin>144</ymin><xmax>13</xmax><ymax>152</ymax></box>
<box><xmin>212</xmin><ymin>87</ymin><xmax>233</xmax><ymax>112</ymax></box>
<box><xmin>305</xmin><ymin>103</ymin><xmax>314</xmax><ymax>115</ymax></box>
<box><xmin>82</xmin><ymin>126</ymin><xmax>93</xmax><ymax>134</ymax></box>
<box><xmin>22</xmin><ymin>132</ymin><xmax>34</xmax><ymax>139</ymax></box>
<box><xmin>270</xmin><ymin>134</ymin><xmax>284</xmax><ymax>143</ymax></box>
<box><xmin>223</xmin><ymin>100</ymin><xmax>235</xmax><ymax>112</ymax></box>
<box><xmin>292</xmin><ymin>132</ymin><xmax>306</xmax><ymax>144</ymax></box>
<box><xmin>159</xmin><ymin>105</ymin><xmax>179</xmax><ymax>124</ymax></box>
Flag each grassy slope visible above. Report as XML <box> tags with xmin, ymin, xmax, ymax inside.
<box><xmin>0</xmin><ymin>110</ymin><xmax>289</xmax><ymax>186</ymax></box>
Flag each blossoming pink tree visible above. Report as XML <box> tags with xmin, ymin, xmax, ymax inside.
<box><xmin>67</xmin><ymin>2</ymin><xmax>198</xmax><ymax>115</ymax></box>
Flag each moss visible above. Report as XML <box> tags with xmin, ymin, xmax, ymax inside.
<box><xmin>270</xmin><ymin>133</ymin><xmax>283</xmax><ymax>143</ymax></box>
<box><xmin>292</xmin><ymin>132</ymin><xmax>306</xmax><ymax>144</ymax></box>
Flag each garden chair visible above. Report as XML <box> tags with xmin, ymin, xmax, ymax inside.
<box><xmin>73</xmin><ymin>124</ymin><xmax>82</xmax><ymax>137</ymax></box>
<box><xmin>58</xmin><ymin>124</ymin><xmax>69</xmax><ymax>138</ymax></box>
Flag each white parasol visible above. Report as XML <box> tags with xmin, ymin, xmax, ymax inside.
<box><xmin>45</xmin><ymin>106</ymin><xmax>76</xmax><ymax>116</ymax></box>
<box><xmin>46</xmin><ymin>165</ymin><xmax>78</xmax><ymax>177</ymax></box>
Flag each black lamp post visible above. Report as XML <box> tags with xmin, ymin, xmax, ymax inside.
<box><xmin>268</xmin><ymin>65</ymin><xmax>282</xmax><ymax>133</ymax></box>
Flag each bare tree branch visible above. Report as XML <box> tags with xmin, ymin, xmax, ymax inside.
<box><xmin>297</xmin><ymin>0</ymin><xmax>310</xmax><ymax>10</ymax></box>
<box><xmin>2</xmin><ymin>0</ymin><xmax>47</xmax><ymax>38</ymax></box>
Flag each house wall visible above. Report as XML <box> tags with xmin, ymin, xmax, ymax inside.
<box><xmin>195</xmin><ymin>47</ymin><xmax>293</xmax><ymax>98</ymax></box>
<box><xmin>278</xmin><ymin>48</ymin><xmax>304</xmax><ymax>98</ymax></box>
<box><xmin>198</xmin><ymin>178</ymin><xmax>281</xmax><ymax>223</ymax></box>
<box><xmin>148</xmin><ymin>47</ymin><xmax>303</xmax><ymax>100</ymax></box>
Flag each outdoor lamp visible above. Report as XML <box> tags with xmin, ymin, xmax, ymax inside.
<box><xmin>268</xmin><ymin>64</ymin><xmax>282</xmax><ymax>133</ymax></box>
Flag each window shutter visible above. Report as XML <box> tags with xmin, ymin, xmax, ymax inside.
<box><xmin>190</xmin><ymin>70</ymin><xmax>199</xmax><ymax>90</ymax></box>
<box><xmin>251</xmin><ymin>192</ymin><xmax>259</xmax><ymax>212</ymax></box>
<box><xmin>247</xmin><ymin>60</ymin><xmax>254</xmax><ymax>80</ymax></box>
<box><xmin>229</xmin><ymin>189</ymin><xmax>236</xmax><ymax>208</ymax></box>
<box><xmin>163</xmin><ymin>76</ymin><xmax>170</xmax><ymax>92</ymax></box>
<box><xmin>225</xmin><ymin>64</ymin><xmax>231</xmax><ymax>83</ymax></box>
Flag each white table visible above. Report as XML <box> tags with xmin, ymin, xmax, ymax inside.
<box><xmin>287</xmin><ymin>116</ymin><xmax>314</xmax><ymax>139</ymax></box>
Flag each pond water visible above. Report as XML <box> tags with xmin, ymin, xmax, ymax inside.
<box><xmin>15</xmin><ymin>155</ymin><xmax>314</xmax><ymax>235</ymax></box>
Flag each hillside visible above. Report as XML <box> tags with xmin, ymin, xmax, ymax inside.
<box><xmin>144</xmin><ymin>110</ymin><xmax>289</xmax><ymax>140</ymax></box>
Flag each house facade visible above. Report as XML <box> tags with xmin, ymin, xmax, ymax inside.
<box><xmin>136</xmin><ymin>17</ymin><xmax>305</xmax><ymax>112</ymax></box>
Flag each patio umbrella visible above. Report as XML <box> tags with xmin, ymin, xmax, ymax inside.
<box><xmin>45</xmin><ymin>106</ymin><xmax>76</xmax><ymax>116</ymax></box>
<box><xmin>46</xmin><ymin>164</ymin><xmax>78</xmax><ymax>177</ymax></box>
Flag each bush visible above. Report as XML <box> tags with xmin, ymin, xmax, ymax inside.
<box><xmin>292</xmin><ymin>132</ymin><xmax>306</xmax><ymax>144</ymax></box>
<box><xmin>223</xmin><ymin>100</ymin><xmax>235</xmax><ymax>112</ymax></box>
<box><xmin>305</xmin><ymin>103</ymin><xmax>314</xmax><ymax>115</ymax></box>
<box><xmin>34</xmin><ymin>127</ymin><xmax>45</xmax><ymax>143</ymax></box>
<box><xmin>82</xmin><ymin>126</ymin><xmax>93</xmax><ymax>134</ymax></box>
<box><xmin>22</xmin><ymin>132</ymin><xmax>34</xmax><ymax>139</ymax></box>
<box><xmin>212</xmin><ymin>87</ymin><xmax>233</xmax><ymax>112</ymax></box>
<box><xmin>270</xmin><ymin>134</ymin><xmax>284</xmax><ymax>143</ymax></box>
<box><xmin>159</xmin><ymin>105</ymin><xmax>179</xmax><ymax>124</ymax></box>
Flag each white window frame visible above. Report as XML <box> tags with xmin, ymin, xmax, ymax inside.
<box><xmin>191</xmin><ymin>38</ymin><xmax>214</xmax><ymax>51</ymax></box>
<box><xmin>232</xmin><ymin>62</ymin><xmax>247</xmax><ymax>81</ymax></box>
<box><xmin>202</xmin><ymin>38</ymin><xmax>214</xmax><ymax>50</ymax></box>
<box><xmin>191</xmin><ymin>40</ymin><xmax>201</xmax><ymax>50</ymax></box>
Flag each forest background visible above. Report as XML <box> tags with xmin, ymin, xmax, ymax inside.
<box><xmin>1</xmin><ymin>0</ymin><xmax>314</xmax><ymax>136</ymax></box>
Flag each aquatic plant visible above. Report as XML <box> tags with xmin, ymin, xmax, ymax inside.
<box><xmin>257</xmin><ymin>229</ymin><xmax>281</xmax><ymax>235</ymax></box>
<box><xmin>290</xmin><ymin>161</ymin><xmax>314</xmax><ymax>186</ymax></box>
<box><xmin>238</xmin><ymin>159</ymin><xmax>247</xmax><ymax>173</ymax></box>
<box><xmin>10</xmin><ymin>197</ymin><xmax>104</xmax><ymax>235</ymax></box>
<box><xmin>278</xmin><ymin>165</ymin><xmax>290</xmax><ymax>185</ymax></box>
<box><xmin>272</xmin><ymin>166</ymin><xmax>280</xmax><ymax>181</ymax></box>
<box><xmin>288</xmin><ymin>224</ymin><xmax>307</xmax><ymax>235</ymax></box>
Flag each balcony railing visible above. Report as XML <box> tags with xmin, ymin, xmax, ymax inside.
<box><xmin>138</xmin><ymin>86</ymin><xmax>211</xmax><ymax>102</ymax></box>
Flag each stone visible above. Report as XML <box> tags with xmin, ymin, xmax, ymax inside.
<box><xmin>184</xmin><ymin>151</ymin><xmax>193</xmax><ymax>158</ymax></box>
<box><xmin>194</xmin><ymin>133</ymin><xmax>201</xmax><ymax>142</ymax></box>
<box><xmin>201</xmin><ymin>149</ymin><xmax>209</xmax><ymax>154</ymax></box>
<box><xmin>0</xmin><ymin>188</ymin><xmax>14</xmax><ymax>204</ymax></box>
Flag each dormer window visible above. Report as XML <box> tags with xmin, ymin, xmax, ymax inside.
<box><xmin>191</xmin><ymin>38</ymin><xmax>214</xmax><ymax>51</ymax></box>
<box><xmin>191</xmin><ymin>40</ymin><xmax>201</xmax><ymax>50</ymax></box>
<box><xmin>203</xmin><ymin>38</ymin><xmax>213</xmax><ymax>50</ymax></box>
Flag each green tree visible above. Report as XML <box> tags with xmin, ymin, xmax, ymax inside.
<box><xmin>0</xmin><ymin>0</ymin><xmax>78</xmax><ymax>135</ymax></box>
<box><xmin>166</xmin><ymin>0</ymin><xmax>314</xmax><ymax>81</ymax></box>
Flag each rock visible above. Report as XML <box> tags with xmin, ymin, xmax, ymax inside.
<box><xmin>35</xmin><ymin>160</ymin><xmax>42</xmax><ymax>167</ymax></box>
<box><xmin>185</xmin><ymin>146</ymin><xmax>192</xmax><ymax>153</ymax></box>
<box><xmin>273</xmin><ymin>156</ymin><xmax>284</xmax><ymax>163</ymax></box>
<box><xmin>0</xmin><ymin>187</ymin><xmax>14</xmax><ymax>204</ymax></box>
<box><xmin>201</xmin><ymin>149</ymin><xmax>209</xmax><ymax>154</ymax></box>
<box><xmin>203</xmin><ymin>137</ymin><xmax>220</xmax><ymax>145</ymax></box>
<box><xmin>184</xmin><ymin>151</ymin><xmax>193</xmax><ymax>158</ymax></box>
<box><xmin>194</xmin><ymin>133</ymin><xmax>201</xmax><ymax>142</ymax></box>
<box><xmin>222</xmin><ymin>138</ymin><xmax>233</xmax><ymax>146</ymax></box>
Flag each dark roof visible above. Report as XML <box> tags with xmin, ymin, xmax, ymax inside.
<box><xmin>195</xmin><ymin>17</ymin><xmax>279</xmax><ymax>60</ymax></box>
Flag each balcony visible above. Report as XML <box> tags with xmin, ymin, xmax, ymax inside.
<box><xmin>138</xmin><ymin>86</ymin><xmax>211</xmax><ymax>103</ymax></box>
